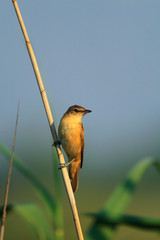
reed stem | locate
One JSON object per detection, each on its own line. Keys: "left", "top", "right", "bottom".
{"left": 12, "top": 1, "right": 84, "bottom": 239}
{"left": 0, "top": 102, "right": 20, "bottom": 240}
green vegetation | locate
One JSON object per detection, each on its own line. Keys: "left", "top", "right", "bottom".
{"left": 1, "top": 143, "right": 160, "bottom": 239}
{"left": 86, "top": 158, "right": 160, "bottom": 239}
{"left": 0, "top": 143, "right": 63, "bottom": 240}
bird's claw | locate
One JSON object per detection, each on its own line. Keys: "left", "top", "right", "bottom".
{"left": 58, "top": 158, "right": 75, "bottom": 170}
{"left": 52, "top": 140, "right": 61, "bottom": 147}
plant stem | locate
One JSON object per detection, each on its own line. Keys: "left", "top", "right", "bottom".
{"left": 12, "top": 1, "right": 84, "bottom": 239}
{"left": 0, "top": 102, "right": 20, "bottom": 240}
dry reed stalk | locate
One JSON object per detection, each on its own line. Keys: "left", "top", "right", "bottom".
{"left": 0, "top": 102, "right": 20, "bottom": 240}
{"left": 11, "top": 1, "right": 84, "bottom": 239}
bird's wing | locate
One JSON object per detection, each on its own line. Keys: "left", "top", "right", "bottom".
{"left": 80, "top": 123, "right": 85, "bottom": 168}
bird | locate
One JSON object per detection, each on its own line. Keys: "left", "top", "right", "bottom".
{"left": 58, "top": 105, "right": 91, "bottom": 192}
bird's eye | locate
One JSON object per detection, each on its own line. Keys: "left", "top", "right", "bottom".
{"left": 74, "top": 109, "right": 78, "bottom": 112}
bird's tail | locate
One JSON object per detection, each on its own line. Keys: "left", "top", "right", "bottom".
{"left": 69, "top": 161, "right": 80, "bottom": 193}
{"left": 71, "top": 167, "right": 80, "bottom": 192}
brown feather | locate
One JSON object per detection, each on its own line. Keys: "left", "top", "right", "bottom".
{"left": 80, "top": 123, "right": 84, "bottom": 168}
{"left": 71, "top": 166, "right": 80, "bottom": 192}
{"left": 69, "top": 156, "right": 81, "bottom": 192}
{"left": 58, "top": 105, "right": 91, "bottom": 192}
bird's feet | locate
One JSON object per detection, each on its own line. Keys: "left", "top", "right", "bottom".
{"left": 52, "top": 140, "right": 61, "bottom": 147}
{"left": 58, "top": 158, "right": 75, "bottom": 170}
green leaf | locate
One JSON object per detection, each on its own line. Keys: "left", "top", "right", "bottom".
{"left": 103, "top": 158, "right": 160, "bottom": 217}
{"left": 1, "top": 203, "right": 54, "bottom": 240}
{"left": 0, "top": 143, "right": 57, "bottom": 225}
{"left": 87, "top": 157, "right": 160, "bottom": 240}
{"left": 87, "top": 213, "right": 160, "bottom": 231}
{"left": 121, "top": 214, "right": 160, "bottom": 231}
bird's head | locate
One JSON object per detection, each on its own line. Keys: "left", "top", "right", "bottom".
{"left": 65, "top": 105, "right": 91, "bottom": 120}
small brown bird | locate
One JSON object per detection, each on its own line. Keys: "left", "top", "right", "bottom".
{"left": 58, "top": 105, "right": 91, "bottom": 192}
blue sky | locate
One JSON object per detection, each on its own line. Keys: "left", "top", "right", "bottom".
{"left": 1, "top": 1, "right": 160, "bottom": 177}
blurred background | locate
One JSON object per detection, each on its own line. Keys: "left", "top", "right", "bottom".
{"left": 0, "top": 0, "right": 160, "bottom": 239}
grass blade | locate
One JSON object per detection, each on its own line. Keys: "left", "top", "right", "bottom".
{"left": 103, "top": 158, "right": 159, "bottom": 216}
{"left": 0, "top": 143, "right": 57, "bottom": 225}
{"left": 121, "top": 215, "right": 160, "bottom": 231}
{"left": 0, "top": 203, "right": 54, "bottom": 240}
{"left": 88, "top": 213, "right": 160, "bottom": 231}
{"left": 87, "top": 157, "right": 160, "bottom": 239}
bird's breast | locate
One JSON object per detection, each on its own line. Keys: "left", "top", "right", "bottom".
{"left": 58, "top": 117, "right": 83, "bottom": 159}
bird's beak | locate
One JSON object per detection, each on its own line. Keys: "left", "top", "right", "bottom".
{"left": 85, "top": 109, "right": 92, "bottom": 114}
